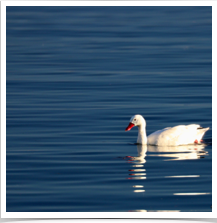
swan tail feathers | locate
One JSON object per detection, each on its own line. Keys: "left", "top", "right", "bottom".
{"left": 195, "top": 127, "right": 209, "bottom": 143}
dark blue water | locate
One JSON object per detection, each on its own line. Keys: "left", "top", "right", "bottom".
{"left": 6, "top": 6, "right": 212, "bottom": 212}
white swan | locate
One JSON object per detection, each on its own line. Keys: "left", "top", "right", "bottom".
{"left": 125, "top": 114, "right": 209, "bottom": 146}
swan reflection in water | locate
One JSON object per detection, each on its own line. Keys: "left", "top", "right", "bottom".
{"left": 126, "top": 143, "right": 210, "bottom": 212}
{"left": 128, "top": 143, "right": 208, "bottom": 163}
{"left": 127, "top": 144, "right": 208, "bottom": 181}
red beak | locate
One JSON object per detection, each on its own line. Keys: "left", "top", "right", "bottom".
{"left": 125, "top": 122, "right": 135, "bottom": 131}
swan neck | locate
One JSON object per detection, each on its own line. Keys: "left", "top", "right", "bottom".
{"left": 137, "top": 125, "right": 147, "bottom": 144}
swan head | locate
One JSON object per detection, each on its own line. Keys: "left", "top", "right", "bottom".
{"left": 125, "top": 114, "right": 146, "bottom": 131}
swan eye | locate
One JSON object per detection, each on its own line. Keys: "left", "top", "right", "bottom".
{"left": 134, "top": 119, "right": 136, "bottom": 121}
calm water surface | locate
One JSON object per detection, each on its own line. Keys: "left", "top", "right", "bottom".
{"left": 6, "top": 6, "right": 212, "bottom": 212}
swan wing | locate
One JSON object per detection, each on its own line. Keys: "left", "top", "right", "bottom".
{"left": 147, "top": 124, "right": 208, "bottom": 146}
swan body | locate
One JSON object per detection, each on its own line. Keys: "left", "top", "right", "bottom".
{"left": 125, "top": 114, "right": 209, "bottom": 146}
